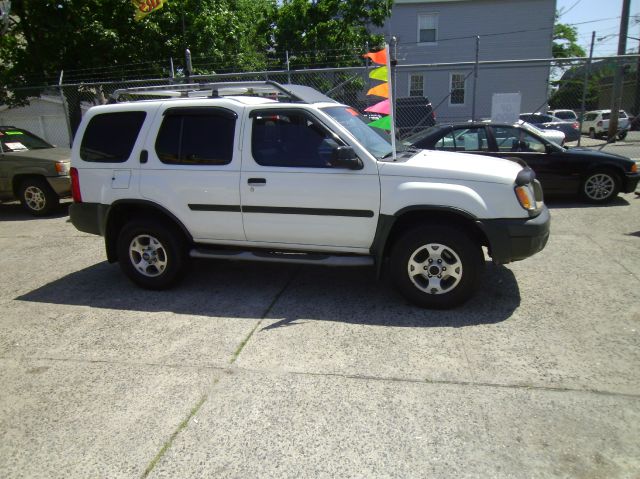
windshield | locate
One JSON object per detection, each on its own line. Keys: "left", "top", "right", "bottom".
{"left": 519, "top": 122, "right": 565, "bottom": 150}
{"left": 320, "top": 106, "right": 394, "bottom": 159}
{"left": 0, "top": 128, "right": 53, "bottom": 152}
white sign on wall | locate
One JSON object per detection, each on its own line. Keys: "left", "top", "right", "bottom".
{"left": 491, "top": 93, "right": 522, "bottom": 124}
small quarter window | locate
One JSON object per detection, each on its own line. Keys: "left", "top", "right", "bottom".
{"left": 80, "top": 111, "right": 146, "bottom": 162}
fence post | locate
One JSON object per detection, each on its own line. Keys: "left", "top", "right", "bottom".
{"left": 578, "top": 32, "right": 596, "bottom": 147}
{"left": 286, "top": 50, "right": 291, "bottom": 84}
{"left": 471, "top": 35, "right": 480, "bottom": 122}
{"left": 58, "top": 70, "right": 73, "bottom": 148}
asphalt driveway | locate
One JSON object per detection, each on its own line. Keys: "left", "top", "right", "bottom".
{"left": 0, "top": 194, "right": 639, "bottom": 478}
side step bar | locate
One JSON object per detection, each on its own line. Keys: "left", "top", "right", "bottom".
{"left": 190, "top": 248, "right": 374, "bottom": 267}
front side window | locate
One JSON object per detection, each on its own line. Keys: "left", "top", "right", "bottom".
{"left": 418, "top": 13, "right": 438, "bottom": 43}
{"left": 450, "top": 73, "right": 466, "bottom": 105}
{"left": 409, "top": 74, "right": 424, "bottom": 97}
{"left": 251, "top": 110, "right": 337, "bottom": 168}
{"left": 322, "top": 106, "right": 393, "bottom": 159}
{"left": 155, "top": 109, "right": 235, "bottom": 165}
{"left": 493, "top": 126, "right": 546, "bottom": 153}
{"left": 81, "top": 111, "right": 146, "bottom": 162}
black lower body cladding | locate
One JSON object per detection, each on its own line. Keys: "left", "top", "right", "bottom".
{"left": 478, "top": 206, "right": 551, "bottom": 264}
{"left": 69, "top": 202, "right": 106, "bottom": 236}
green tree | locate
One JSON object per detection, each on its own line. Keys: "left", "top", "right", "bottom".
{"left": 1, "top": 0, "right": 275, "bottom": 89}
{"left": 553, "top": 20, "right": 586, "bottom": 58}
{"left": 273, "top": 0, "right": 391, "bottom": 68}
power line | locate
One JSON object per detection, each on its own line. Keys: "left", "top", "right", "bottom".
{"left": 558, "top": 0, "right": 583, "bottom": 18}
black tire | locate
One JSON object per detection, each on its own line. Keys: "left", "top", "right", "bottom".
{"left": 589, "top": 128, "right": 596, "bottom": 139}
{"left": 389, "top": 225, "right": 484, "bottom": 309}
{"left": 617, "top": 131, "right": 627, "bottom": 140}
{"left": 19, "top": 178, "right": 59, "bottom": 216}
{"left": 580, "top": 170, "right": 620, "bottom": 204}
{"left": 117, "top": 219, "right": 186, "bottom": 290}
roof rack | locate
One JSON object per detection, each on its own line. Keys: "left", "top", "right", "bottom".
{"left": 110, "top": 81, "right": 337, "bottom": 105}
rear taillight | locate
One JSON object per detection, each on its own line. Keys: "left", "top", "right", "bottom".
{"left": 572, "top": 122, "right": 579, "bottom": 130}
{"left": 70, "top": 167, "right": 82, "bottom": 203}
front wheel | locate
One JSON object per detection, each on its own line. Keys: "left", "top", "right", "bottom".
{"left": 117, "top": 220, "right": 186, "bottom": 289}
{"left": 389, "top": 225, "right": 484, "bottom": 309}
{"left": 580, "top": 170, "right": 620, "bottom": 203}
{"left": 19, "top": 178, "right": 59, "bottom": 216}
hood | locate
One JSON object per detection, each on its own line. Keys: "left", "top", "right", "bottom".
{"left": 564, "top": 147, "right": 635, "bottom": 164}
{"left": 2, "top": 147, "right": 71, "bottom": 162}
{"left": 379, "top": 149, "right": 522, "bottom": 185}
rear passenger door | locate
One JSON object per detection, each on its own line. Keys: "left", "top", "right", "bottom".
{"left": 140, "top": 106, "right": 245, "bottom": 242}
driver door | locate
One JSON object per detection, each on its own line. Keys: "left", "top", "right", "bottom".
{"left": 240, "top": 108, "right": 380, "bottom": 250}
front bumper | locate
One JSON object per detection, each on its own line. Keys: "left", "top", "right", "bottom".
{"left": 622, "top": 172, "right": 640, "bottom": 193}
{"left": 477, "top": 206, "right": 551, "bottom": 264}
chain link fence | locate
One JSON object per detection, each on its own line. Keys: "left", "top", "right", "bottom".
{"left": 2, "top": 55, "right": 639, "bottom": 160}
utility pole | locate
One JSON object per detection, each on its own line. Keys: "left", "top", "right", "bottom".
{"left": 608, "top": 0, "right": 631, "bottom": 142}
{"left": 578, "top": 31, "right": 596, "bottom": 147}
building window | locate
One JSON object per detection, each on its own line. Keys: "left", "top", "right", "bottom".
{"left": 450, "top": 73, "right": 466, "bottom": 105}
{"left": 409, "top": 74, "right": 424, "bottom": 97}
{"left": 418, "top": 13, "right": 438, "bottom": 43}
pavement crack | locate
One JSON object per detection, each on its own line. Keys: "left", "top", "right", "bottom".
{"left": 141, "top": 394, "right": 209, "bottom": 478}
{"left": 232, "top": 366, "right": 640, "bottom": 400}
{"left": 229, "top": 268, "right": 299, "bottom": 365}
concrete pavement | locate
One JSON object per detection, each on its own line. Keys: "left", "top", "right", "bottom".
{"left": 0, "top": 194, "right": 639, "bottom": 478}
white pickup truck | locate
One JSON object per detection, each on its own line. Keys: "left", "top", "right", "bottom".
{"left": 69, "top": 82, "right": 549, "bottom": 308}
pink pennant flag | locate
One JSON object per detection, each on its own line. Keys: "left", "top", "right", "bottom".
{"left": 365, "top": 99, "right": 390, "bottom": 115}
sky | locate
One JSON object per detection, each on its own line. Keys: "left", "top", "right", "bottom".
{"left": 556, "top": 0, "right": 640, "bottom": 57}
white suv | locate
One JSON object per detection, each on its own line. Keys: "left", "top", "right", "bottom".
{"left": 581, "top": 109, "right": 630, "bottom": 139}
{"left": 69, "top": 82, "right": 549, "bottom": 308}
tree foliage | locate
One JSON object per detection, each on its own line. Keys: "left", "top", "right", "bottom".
{"left": 0, "top": 0, "right": 392, "bottom": 92}
{"left": 553, "top": 19, "right": 586, "bottom": 59}
{"left": 273, "top": 0, "right": 388, "bottom": 68}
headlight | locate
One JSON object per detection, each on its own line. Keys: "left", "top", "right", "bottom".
{"left": 515, "top": 184, "right": 536, "bottom": 211}
{"left": 55, "top": 161, "right": 70, "bottom": 176}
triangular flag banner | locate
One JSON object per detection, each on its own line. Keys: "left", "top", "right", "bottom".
{"left": 368, "top": 115, "right": 392, "bottom": 131}
{"left": 365, "top": 99, "right": 391, "bottom": 115}
{"left": 367, "top": 82, "right": 389, "bottom": 98}
{"left": 369, "top": 66, "right": 388, "bottom": 81}
{"left": 363, "top": 49, "right": 387, "bottom": 65}
{"left": 133, "top": 0, "right": 167, "bottom": 21}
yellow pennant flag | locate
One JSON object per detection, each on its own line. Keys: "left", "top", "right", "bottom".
{"left": 133, "top": 0, "right": 167, "bottom": 21}
{"left": 367, "top": 82, "right": 389, "bottom": 98}
{"left": 369, "top": 66, "right": 388, "bottom": 81}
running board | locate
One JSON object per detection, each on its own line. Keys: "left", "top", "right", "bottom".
{"left": 190, "top": 248, "right": 374, "bottom": 267}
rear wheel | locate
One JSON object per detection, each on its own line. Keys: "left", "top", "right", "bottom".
{"left": 617, "top": 131, "right": 627, "bottom": 140}
{"left": 589, "top": 128, "right": 596, "bottom": 139}
{"left": 581, "top": 170, "right": 620, "bottom": 203}
{"left": 19, "top": 178, "right": 59, "bottom": 216}
{"left": 117, "top": 220, "right": 186, "bottom": 289}
{"left": 389, "top": 225, "right": 484, "bottom": 309}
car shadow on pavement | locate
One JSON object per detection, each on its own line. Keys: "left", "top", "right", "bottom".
{"left": 15, "top": 259, "right": 520, "bottom": 328}
{"left": 545, "top": 196, "right": 630, "bottom": 209}
{"left": 0, "top": 202, "right": 70, "bottom": 220}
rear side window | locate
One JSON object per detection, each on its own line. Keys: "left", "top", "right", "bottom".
{"left": 80, "top": 111, "right": 146, "bottom": 162}
{"left": 155, "top": 109, "right": 236, "bottom": 165}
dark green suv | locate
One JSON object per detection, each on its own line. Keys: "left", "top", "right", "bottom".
{"left": 0, "top": 126, "right": 71, "bottom": 216}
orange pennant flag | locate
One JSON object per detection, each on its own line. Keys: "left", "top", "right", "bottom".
{"left": 367, "top": 82, "right": 389, "bottom": 98}
{"left": 363, "top": 49, "right": 387, "bottom": 65}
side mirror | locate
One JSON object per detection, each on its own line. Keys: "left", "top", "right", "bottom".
{"left": 545, "top": 143, "right": 554, "bottom": 154}
{"left": 330, "top": 146, "right": 363, "bottom": 170}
